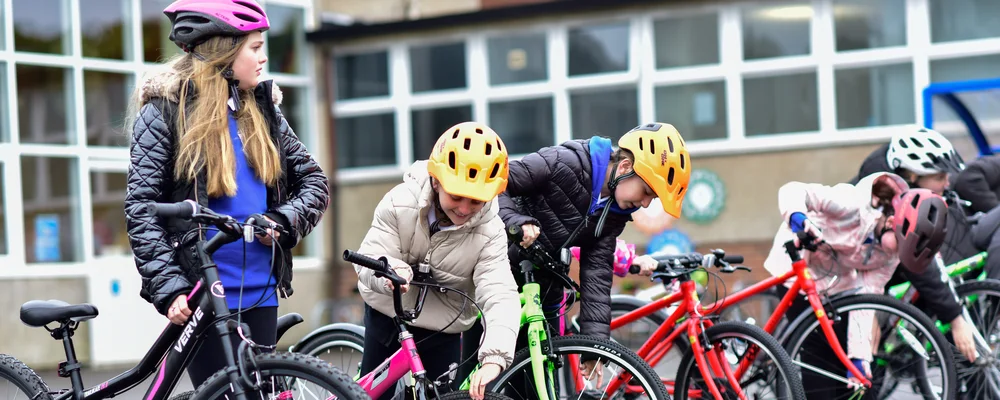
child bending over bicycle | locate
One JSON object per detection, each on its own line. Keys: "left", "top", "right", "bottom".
{"left": 764, "top": 172, "right": 949, "bottom": 397}
{"left": 850, "top": 126, "right": 979, "bottom": 362}
{"left": 353, "top": 122, "right": 521, "bottom": 400}
{"left": 496, "top": 122, "right": 690, "bottom": 377}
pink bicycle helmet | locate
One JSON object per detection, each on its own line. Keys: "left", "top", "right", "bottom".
{"left": 163, "top": 0, "right": 270, "bottom": 52}
{"left": 893, "top": 188, "right": 948, "bottom": 273}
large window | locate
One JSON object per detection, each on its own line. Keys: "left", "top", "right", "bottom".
{"left": 332, "top": 0, "right": 1000, "bottom": 180}
{"left": 0, "top": 0, "right": 319, "bottom": 269}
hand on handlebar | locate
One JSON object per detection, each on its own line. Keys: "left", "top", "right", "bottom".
{"left": 632, "top": 255, "right": 658, "bottom": 277}
{"left": 383, "top": 264, "right": 412, "bottom": 294}
{"left": 794, "top": 220, "right": 823, "bottom": 249}
{"left": 519, "top": 224, "right": 540, "bottom": 248}
{"left": 252, "top": 215, "right": 282, "bottom": 246}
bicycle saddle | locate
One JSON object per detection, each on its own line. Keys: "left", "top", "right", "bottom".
{"left": 20, "top": 300, "right": 99, "bottom": 327}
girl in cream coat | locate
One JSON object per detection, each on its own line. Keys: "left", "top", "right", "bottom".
{"left": 353, "top": 122, "right": 520, "bottom": 400}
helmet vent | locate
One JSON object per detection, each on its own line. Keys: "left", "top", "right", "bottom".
{"left": 468, "top": 168, "right": 478, "bottom": 179}
{"left": 667, "top": 167, "right": 675, "bottom": 186}
{"left": 910, "top": 138, "right": 924, "bottom": 148}
{"left": 495, "top": 138, "right": 503, "bottom": 152}
{"left": 448, "top": 151, "right": 456, "bottom": 169}
{"left": 485, "top": 143, "right": 492, "bottom": 155}
{"left": 677, "top": 186, "right": 685, "bottom": 197}
{"left": 475, "top": 128, "right": 483, "bottom": 134}
{"left": 680, "top": 153, "right": 685, "bottom": 169}
{"left": 926, "top": 204, "right": 938, "bottom": 221}
{"left": 910, "top": 193, "right": 920, "bottom": 208}
{"left": 233, "top": 12, "right": 257, "bottom": 23}
{"left": 649, "top": 139, "right": 656, "bottom": 155}
{"left": 234, "top": 0, "right": 265, "bottom": 14}
{"left": 667, "top": 137, "right": 674, "bottom": 153}
{"left": 463, "top": 138, "right": 472, "bottom": 150}
{"left": 638, "top": 137, "right": 644, "bottom": 151}
{"left": 489, "top": 163, "right": 500, "bottom": 179}
{"left": 928, "top": 138, "right": 941, "bottom": 148}
{"left": 901, "top": 219, "right": 911, "bottom": 234}
{"left": 897, "top": 138, "right": 908, "bottom": 149}
{"left": 908, "top": 153, "right": 921, "bottom": 160}
{"left": 452, "top": 129, "right": 461, "bottom": 139}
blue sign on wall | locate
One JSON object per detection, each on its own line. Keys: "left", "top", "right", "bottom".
{"left": 647, "top": 228, "right": 695, "bottom": 256}
{"left": 34, "top": 214, "right": 61, "bottom": 262}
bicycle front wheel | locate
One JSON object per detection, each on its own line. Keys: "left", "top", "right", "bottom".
{"left": 488, "top": 334, "right": 671, "bottom": 400}
{"left": 189, "top": 352, "right": 369, "bottom": 400}
{"left": 673, "top": 321, "right": 806, "bottom": 400}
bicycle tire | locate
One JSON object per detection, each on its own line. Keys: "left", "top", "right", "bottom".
{"left": 188, "top": 352, "right": 369, "bottom": 400}
{"left": 488, "top": 334, "right": 672, "bottom": 400}
{"left": 167, "top": 390, "right": 193, "bottom": 400}
{"left": 783, "top": 293, "right": 957, "bottom": 400}
{"left": 0, "top": 354, "right": 53, "bottom": 400}
{"left": 952, "top": 279, "right": 1000, "bottom": 400}
{"left": 673, "top": 321, "right": 806, "bottom": 400}
{"left": 293, "top": 329, "right": 366, "bottom": 375}
{"left": 436, "top": 390, "right": 516, "bottom": 400}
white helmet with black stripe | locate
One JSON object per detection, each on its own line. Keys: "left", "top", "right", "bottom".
{"left": 886, "top": 126, "right": 965, "bottom": 176}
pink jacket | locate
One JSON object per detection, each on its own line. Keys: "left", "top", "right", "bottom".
{"left": 764, "top": 172, "right": 903, "bottom": 362}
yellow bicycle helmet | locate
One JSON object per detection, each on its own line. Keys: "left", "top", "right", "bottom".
{"left": 617, "top": 122, "right": 691, "bottom": 218}
{"left": 427, "top": 122, "right": 510, "bottom": 202}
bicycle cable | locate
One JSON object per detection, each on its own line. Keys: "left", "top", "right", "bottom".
{"left": 407, "top": 281, "right": 488, "bottom": 385}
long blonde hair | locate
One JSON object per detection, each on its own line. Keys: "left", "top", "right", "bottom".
{"left": 126, "top": 35, "right": 282, "bottom": 198}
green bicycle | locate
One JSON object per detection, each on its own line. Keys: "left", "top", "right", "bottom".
{"left": 291, "top": 225, "right": 671, "bottom": 400}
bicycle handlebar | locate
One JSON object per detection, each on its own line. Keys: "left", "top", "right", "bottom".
{"left": 506, "top": 224, "right": 581, "bottom": 293}
{"left": 146, "top": 200, "right": 290, "bottom": 237}
{"left": 342, "top": 250, "right": 412, "bottom": 321}
{"left": 629, "top": 249, "right": 748, "bottom": 279}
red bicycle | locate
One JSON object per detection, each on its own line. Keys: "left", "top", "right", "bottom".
{"left": 608, "top": 233, "right": 957, "bottom": 399}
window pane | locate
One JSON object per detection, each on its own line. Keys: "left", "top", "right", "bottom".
{"left": 411, "top": 106, "right": 473, "bottom": 161}
{"left": 487, "top": 33, "right": 547, "bottom": 85}
{"left": 0, "top": 164, "right": 6, "bottom": 255}
{"left": 568, "top": 22, "right": 629, "bottom": 76}
{"left": 836, "top": 63, "right": 914, "bottom": 129}
{"left": 91, "top": 171, "right": 129, "bottom": 257}
{"left": 81, "top": 0, "right": 129, "bottom": 60}
{"left": 742, "top": 3, "right": 811, "bottom": 60}
{"left": 0, "top": 1, "right": 5, "bottom": 51}
{"left": 653, "top": 13, "right": 719, "bottom": 68}
{"left": 834, "top": 0, "right": 906, "bottom": 51}
{"left": 571, "top": 88, "right": 638, "bottom": 141}
{"left": 655, "top": 81, "right": 727, "bottom": 141}
{"left": 22, "top": 156, "right": 80, "bottom": 263}
{"left": 278, "top": 86, "right": 306, "bottom": 147}
{"left": 85, "top": 71, "right": 131, "bottom": 147}
{"left": 410, "top": 42, "right": 467, "bottom": 93}
{"left": 13, "top": 0, "right": 69, "bottom": 54}
{"left": 744, "top": 72, "right": 818, "bottom": 136}
{"left": 488, "top": 97, "right": 554, "bottom": 154}
{"left": 266, "top": 4, "right": 304, "bottom": 75}
{"left": 930, "top": 0, "right": 1000, "bottom": 43}
{"left": 930, "top": 55, "right": 1000, "bottom": 124}
{"left": 141, "top": 0, "right": 180, "bottom": 63}
{"left": 337, "top": 114, "right": 396, "bottom": 169}
{"left": 17, "top": 65, "right": 73, "bottom": 145}
{"left": 335, "top": 51, "right": 389, "bottom": 100}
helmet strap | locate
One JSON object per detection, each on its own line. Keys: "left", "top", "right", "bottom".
{"left": 594, "top": 160, "right": 636, "bottom": 238}
{"left": 222, "top": 67, "right": 241, "bottom": 113}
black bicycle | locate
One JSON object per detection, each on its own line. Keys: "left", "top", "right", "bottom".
{"left": 0, "top": 200, "right": 369, "bottom": 400}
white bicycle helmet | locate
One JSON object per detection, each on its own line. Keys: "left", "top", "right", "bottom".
{"left": 886, "top": 126, "right": 965, "bottom": 176}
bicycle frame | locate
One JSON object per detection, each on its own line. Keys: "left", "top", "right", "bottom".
{"left": 54, "top": 229, "right": 255, "bottom": 400}
{"left": 611, "top": 252, "right": 872, "bottom": 393}
{"left": 356, "top": 325, "right": 429, "bottom": 399}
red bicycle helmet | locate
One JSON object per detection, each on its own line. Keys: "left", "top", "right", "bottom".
{"left": 893, "top": 188, "right": 948, "bottom": 273}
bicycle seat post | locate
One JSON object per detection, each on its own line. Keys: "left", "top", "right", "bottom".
{"left": 53, "top": 321, "right": 85, "bottom": 400}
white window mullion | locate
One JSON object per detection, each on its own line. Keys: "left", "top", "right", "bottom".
{"left": 549, "top": 25, "right": 571, "bottom": 145}
{"left": 78, "top": 156, "right": 94, "bottom": 264}
{"left": 468, "top": 35, "right": 488, "bottom": 124}
{"left": 4, "top": 61, "right": 17, "bottom": 145}
{"left": 3, "top": 0, "right": 12, "bottom": 51}
{"left": 720, "top": 7, "right": 745, "bottom": 140}
{"left": 909, "top": 0, "right": 932, "bottom": 127}
{"left": 814, "top": 0, "right": 837, "bottom": 134}
{"left": 129, "top": 0, "right": 143, "bottom": 63}
{"left": 4, "top": 155, "right": 25, "bottom": 265}
{"left": 67, "top": 0, "right": 80, "bottom": 58}
{"left": 636, "top": 15, "right": 655, "bottom": 125}
{"left": 391, "top": 44, "right": 413, "bottom": 167}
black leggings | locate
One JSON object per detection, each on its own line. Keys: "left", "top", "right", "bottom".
{"left": 187, "top": 307, "right": 278, "bottom": 390}
{"left": 359, "top": 305, "right": 461, "bottom": 400}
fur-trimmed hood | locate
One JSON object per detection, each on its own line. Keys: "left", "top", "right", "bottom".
{"left": 138, "top": 65, "right": 283, "bottom": 106}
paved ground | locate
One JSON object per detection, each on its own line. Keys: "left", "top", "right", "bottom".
{"left": 35, "top": 367, "right": 194, "bottom": 400}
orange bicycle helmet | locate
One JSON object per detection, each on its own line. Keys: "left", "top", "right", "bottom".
{"left": 618, "top": 122, "right": 691, "bottom": 218}
{"left": 427, "top": 122, "right": 509, "bottom": 202}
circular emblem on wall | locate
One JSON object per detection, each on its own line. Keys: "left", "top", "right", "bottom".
{"left": 681, "top": 169, "right": 726, "bottom": 224}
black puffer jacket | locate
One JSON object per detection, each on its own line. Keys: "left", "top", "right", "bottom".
{"left": 847, "top": 144, "right": 963, "bottom": 323}
{"left": 954, "top": 154, "right": 1000, "bottom": 215}
{"left": 125, "top": 68, "right": 330, "bottom": 315}
{"left": 498, "top": 139, "right": 631, "bottom": 338}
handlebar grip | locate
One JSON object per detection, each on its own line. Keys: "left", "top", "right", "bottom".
{"left": 247, "top": 213, "right": 288, "bottom": 235}
{"left": 149, "top": 200, "right": 197, "bottom": 219}
{"left": 342, "top": 250, "right": 407, "bottom": 286}
{"left": 629, "top": 265, "right": 640, "bottom": 274}
{"left": 506, "top": 224, "right": 524, "bottom": 243}
{"left": 723, "top": 255, "right": 744, "bottom": 264}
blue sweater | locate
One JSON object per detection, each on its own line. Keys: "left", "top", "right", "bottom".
{"left": 207, "top": 112, "right": 278, "bottom": 310}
